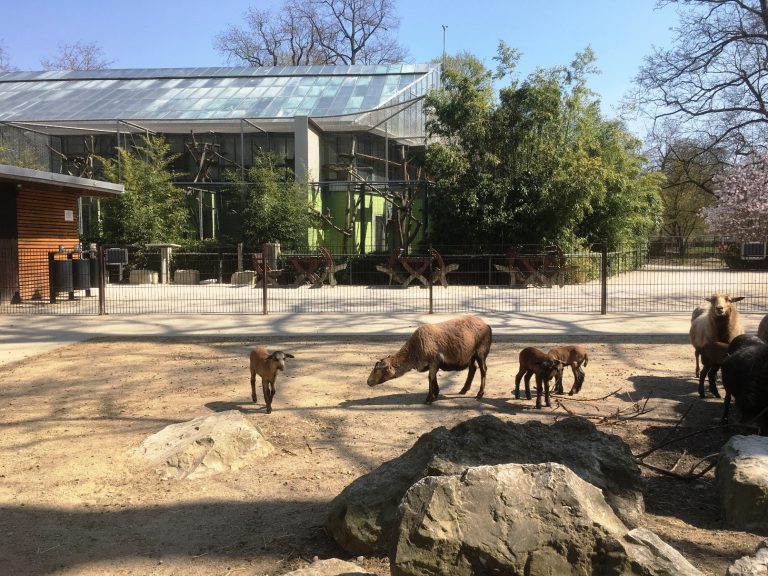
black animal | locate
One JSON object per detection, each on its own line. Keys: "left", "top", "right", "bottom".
{"left": 721, "top": 335, "right": 768, "bottom": 432}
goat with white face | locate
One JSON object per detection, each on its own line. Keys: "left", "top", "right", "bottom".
{"left": 689, "top": 292, "right": 744, "bottom": 395}
{"left": 249, "top": 347, "right": 294, "bottom": 414}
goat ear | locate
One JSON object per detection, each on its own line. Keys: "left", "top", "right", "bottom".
{"left": 705, "top": 296, "right": 715, "bottom": 304}
{"left": 284, "top": 353, "right": 295, "bottom": 359}
{"left": 730, "top": 296, "right": 745, "bottom": 303}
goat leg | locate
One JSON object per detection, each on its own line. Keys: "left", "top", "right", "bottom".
{"left": 708, "top": 369, "right": 721, "bottom": 398}
{"left": 458, "top": 359, "right": 477, "bottom": 394}
{"left": 262, "top": 378, "right": 272, "bottom": 414}
{"left": 722, "top": 391, "right": 732, "bottom": 424}
{"left": 250, "top": 372, "right": 258, "bottom": 403}
{"left": 513, "top": 371, "right": 524, "bottom": 399}
{"left": 475, "top": 359, "right": 487, "bottom": 400}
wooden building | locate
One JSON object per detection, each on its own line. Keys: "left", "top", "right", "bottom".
{"left": 0, "top": 164, "right": 123, "bottom": 303}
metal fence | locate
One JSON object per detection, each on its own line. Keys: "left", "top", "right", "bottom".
{"left": 2, "top": 240, "right": 767, "bottom": 315}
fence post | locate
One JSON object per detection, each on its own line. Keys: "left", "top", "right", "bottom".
{"left": 67, "top": 252, "right": 75, "bottom": 301}
{"left": 428, "top": 258, "right": 434, "bottom": 314}
{"left": 600, "top": 244, "right": 608, "bottom": 315}
{"left": 262, "top": 243, "right": 268, "bottom": 315}
{"left": 48, "top": 252, "right": 56, "bottom": 304}
{"left": 98, "top": 245, "right": 106, "bottom": 315}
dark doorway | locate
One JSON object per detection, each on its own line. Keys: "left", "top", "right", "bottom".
{"left": 0, "top": 184, "right": 19, "bottom": 304}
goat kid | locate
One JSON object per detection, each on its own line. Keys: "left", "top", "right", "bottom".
{"left": 547, "top": 345, "right": 589, "bottom": 395}
{"left": 249, "top": 347, "right": 295, "bottom": 414}
{"left": 514, "top": 347, "right": 564, "bottom": 409}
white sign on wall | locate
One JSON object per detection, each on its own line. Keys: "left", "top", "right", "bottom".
{"left": 64, "top": 210, "right": 74, "bottom": 222}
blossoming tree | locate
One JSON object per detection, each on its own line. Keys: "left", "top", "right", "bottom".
{"left": 703, "top": 153, "right": 768, "bottom": 241}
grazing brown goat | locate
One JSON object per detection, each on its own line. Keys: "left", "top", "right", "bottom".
{"left": 367, "top": 315, "right": 492, "bottom": 404}
{"left": 514, "top": 347, "right": 563, "bottom": 409}
{"left": 249, "top": 347, "right": 294, "bottom": 414}
{"left": 547, "top": 345, "right": 589, "bottom": 395}
{"left": 689, "top": 293, "right": 744, "bottom": 390}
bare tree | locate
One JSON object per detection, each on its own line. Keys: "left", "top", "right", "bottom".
{"left": 308, "top": 0, "right": 406, "bottom": 64}
{"left": 0, "top": 43, "right": 14, "bottom": 72}
{"left": 215, "top": 0, "right": 406, "bottom": 66}
{"left": 215, "top": 1, "right": 325, "bottom": 66}
{"left": 41, "top": 41, "right": 114, "bottom": 71}
{"left": 633, "top": 1, "right": 768, "bottom": 159}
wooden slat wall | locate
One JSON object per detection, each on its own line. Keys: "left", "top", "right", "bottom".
{"left": 16, "top": 186, "right": 80, "bottom": 300}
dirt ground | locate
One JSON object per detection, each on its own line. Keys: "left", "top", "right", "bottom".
{"left": 0, "top": 336, "right": 763, "bottom": 576}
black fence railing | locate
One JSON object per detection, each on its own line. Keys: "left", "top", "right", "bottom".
{"left": 1, "top": 240, "right": 767, "bottom": 315}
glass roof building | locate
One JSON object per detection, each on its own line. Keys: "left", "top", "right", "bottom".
{"left": 0, "top": 64, "right": 440, "bottom": 250}
{"left": 0, "top": 64, "right": 439, "bottom": 182}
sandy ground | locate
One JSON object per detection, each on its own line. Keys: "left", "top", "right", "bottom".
{"left": 0, "top": 336, "right": 763, "bottom": 576}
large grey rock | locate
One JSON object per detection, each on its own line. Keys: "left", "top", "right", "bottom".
{"left": 280, "top": 558, "right": 375, "bottom": 575}
{"left": 130, "top": 410, "right": 273, "bottom": 480}
{"left": 327, "top": 415, "right": 643, "bottom": 556}
{"left": 392, "top": 463, "right": 701, "bottom": 576}
{"left": 717, "top": 435, "right": 768, "bottom": 531}
{"left": 727, "top": 539, "right": 768, "bottom": 576}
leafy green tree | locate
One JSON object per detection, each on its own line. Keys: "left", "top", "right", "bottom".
{"left": 98, "top": 135, "right": 193, "bottom": 245}
{"left": 425, "top": 47, "right": 662, "bottom": 249}
{"left": 239, "top": 151, "right": 315, "bottom": 250}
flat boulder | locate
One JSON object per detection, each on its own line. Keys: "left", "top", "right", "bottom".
{"left": 280, "top": 558, "right": 376, "bottom": 575}
{"left": 327, "top": 415, "right": 643, "bottom": 556}
{"left": 727, "top": 539, "right": 768, "bottom": 576}
{"left": 393, "top": 463, "right": 700, "bottom": 576}
{"left": 717, "top": 435, "right": 768, "bottom": 532}
{"left": 130, "top": 410, "right": 273, "bottom": 480}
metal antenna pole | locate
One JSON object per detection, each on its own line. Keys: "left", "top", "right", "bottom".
{"left": 442, "top": 25, "right": 448, "bottom": 70}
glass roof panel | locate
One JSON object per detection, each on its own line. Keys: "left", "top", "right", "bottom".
{"left": 0, "top": 64, "right": 437, "bottom": 128}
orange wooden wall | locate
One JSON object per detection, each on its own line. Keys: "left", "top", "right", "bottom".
{"left": 16, "top": 185, "right": 80, "bottom": 300}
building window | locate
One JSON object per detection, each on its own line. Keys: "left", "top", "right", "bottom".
{"left": 741, "top": 242, "right": 767, "bottom": 260}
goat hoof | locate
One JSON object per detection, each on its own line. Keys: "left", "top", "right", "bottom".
{"left": 458, "top": 386, "right": 470, "bottom": 395}
{"left": 526, "top": 394, "right": 532, "bottom": 400}
{"left": 475, "top": 392, "right": 484, "bottom": 400}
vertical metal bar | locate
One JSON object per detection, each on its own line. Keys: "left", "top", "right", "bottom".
{"left": 262, "top": 243, "right": 268, "bottom": 315}
{"left": 198, "top": 189, "right": 204, "bottom": 240}
{"left": 237, "top": 242, "right": 243, "bottom": 272}
{"left": 48, "top": 252, "right": 55, "bottom": 304}
{"left": 240, "top": 119, "right": 245, "bottom": 181}
{"left": 428, "top": 257, "right": 434, "bottom": 314}
{"left": 98, "top": 245, "right": 106, "bottom": 315}
{"left": 601, "top": 244, "right": 608, "bottom": 315}
{"left": 67, "top": 252, "right": 75, "bottom": 301}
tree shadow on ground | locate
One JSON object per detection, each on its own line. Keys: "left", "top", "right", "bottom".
{"left": 0, "top": 500, "right": 343, "bottom": 576}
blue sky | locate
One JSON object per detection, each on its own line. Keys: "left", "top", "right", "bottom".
{"left": 1, "top": 0, "right": 676, "bottom": 121}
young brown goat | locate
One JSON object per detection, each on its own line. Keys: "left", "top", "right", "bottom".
{"left": 249, "top": 347, "right": 294, "bottom": 414}
{"left": 547, "top": 345, "right": 589, "bottom": 395}
{"left": 514, "top": 347, "right": 563, "bottom": 409}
